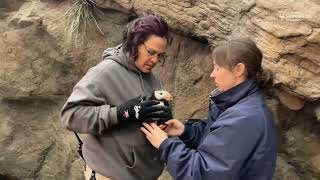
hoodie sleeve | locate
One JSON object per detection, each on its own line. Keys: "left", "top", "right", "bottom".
{"left": 60, "top": 70, "right": 118, "bottom": 135}
{"left": 159, "top": 110, "right": 263, "bottom": 180}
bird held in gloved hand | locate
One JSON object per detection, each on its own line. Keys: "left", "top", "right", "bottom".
{"left": 149, "top": 90, "right": 173, "bottom": 106}
{"left": 148, "top": 90, "right": 173, "bottom": 129}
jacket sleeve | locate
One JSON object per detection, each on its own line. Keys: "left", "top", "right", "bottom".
{"left": 60, "top": 77, "right": 118, "bottom": 135}
{"left": 159, "top": 110, "right": 263, "bottom": 180}
{"left": 179, "top": 119, "right": 207, "bottom": 148}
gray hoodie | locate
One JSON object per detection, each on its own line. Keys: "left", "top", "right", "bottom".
{"left": 60, "top": 44, "right": 163, "bottom": 179}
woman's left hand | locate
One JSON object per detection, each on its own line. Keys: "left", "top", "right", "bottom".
{"left": 141, "top": 122, "right": 168, "bottom": 149}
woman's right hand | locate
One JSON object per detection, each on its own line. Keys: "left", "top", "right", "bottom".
{"left": 164, "top": 119, "right": 185, "bottom": 137}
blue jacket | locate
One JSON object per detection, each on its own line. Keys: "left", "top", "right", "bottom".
{"left": 159, "top": 79, "right": 278, "bottom": 180}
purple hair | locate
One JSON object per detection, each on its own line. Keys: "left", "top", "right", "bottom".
{"left": 122, "top": 13, "right": 169, "bottom": 59}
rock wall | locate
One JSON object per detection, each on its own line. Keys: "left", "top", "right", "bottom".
{"left": 0, "top": 96, "right": 84, "bottom": 180}
{"left": 0, "top": 1, "right": 127, "bottom": 179}
{"left": 93, "top": 0, "right": 320, "bottom": 109}
{"left": 0, "top": 0, "right": 127, "bottom": 98}
{"left": 0, "top": 0, "right": 319, "bottom": 180}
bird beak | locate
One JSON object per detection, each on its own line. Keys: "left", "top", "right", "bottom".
{"left": 164, "top": 93, "right": 173, "bottom": 101}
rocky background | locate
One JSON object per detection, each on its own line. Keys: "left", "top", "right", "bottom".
{"left": 0, "top": 0, "right": 319, "bottom": 179}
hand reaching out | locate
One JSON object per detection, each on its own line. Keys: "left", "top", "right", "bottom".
{"left": 140, "top": 120, "right": 185, "bottom": 149}
{"left": 140, "top": 122, "right": 168, "bottom": 149}
{"left": 163, "top": 119, "right": 185, "bottom": 137}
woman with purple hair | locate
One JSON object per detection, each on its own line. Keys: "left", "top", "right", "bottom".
{"left": 61, "top": 14, "right": 172, "bottom": 180}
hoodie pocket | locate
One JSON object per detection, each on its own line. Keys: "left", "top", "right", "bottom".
{"left": 126, "top": 147, "right": 137, "bottom": 169}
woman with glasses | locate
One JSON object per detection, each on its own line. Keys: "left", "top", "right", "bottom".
{"left": 61, "top": 14, "right": 172, "bottom": 180}
{"left": 141, "top": 38, "right": 278, "bottom": 180}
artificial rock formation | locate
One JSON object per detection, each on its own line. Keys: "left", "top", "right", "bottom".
{"left": 0, "top": 0, "right": 127, "bottom": 98}
{"left": 0, "top": 0, "right": 320, "bottom": 180}
{"left": 93, "top": 0, "right": 320, "bottom": 107}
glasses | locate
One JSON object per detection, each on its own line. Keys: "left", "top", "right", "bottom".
{"left": 143, "top": 43, "right": 167, "bottom": 63}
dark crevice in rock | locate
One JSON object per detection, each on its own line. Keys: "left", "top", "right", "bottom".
{"left": 33, "top": 142, "right": 56, "bottom": 179}
{"left": 193, "top": 74, "right": 204, "bottom": 85}
{"left": 0, "top": 174, "right": 20, "bottom": 180}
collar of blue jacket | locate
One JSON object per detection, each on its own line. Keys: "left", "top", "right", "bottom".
{"left": 211, "top": 79, "right": 260, "bottom": 111}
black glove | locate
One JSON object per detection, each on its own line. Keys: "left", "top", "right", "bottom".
{"left": 151, "top": 101, "right": 173, "bottom": 125}
{"left": 116, "top": 96, "right": 171, "bottom": 122}
{"left": 147, "top": 92, "right": 173, "bottom": 124}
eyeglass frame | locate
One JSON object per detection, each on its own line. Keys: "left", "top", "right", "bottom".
{"left": 142, "top": 43, "right": 167, "bottom": 64}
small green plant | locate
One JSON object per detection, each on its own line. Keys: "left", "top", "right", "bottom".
{"left": 65, "top": 0, "right": 104, "bottom": 44}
